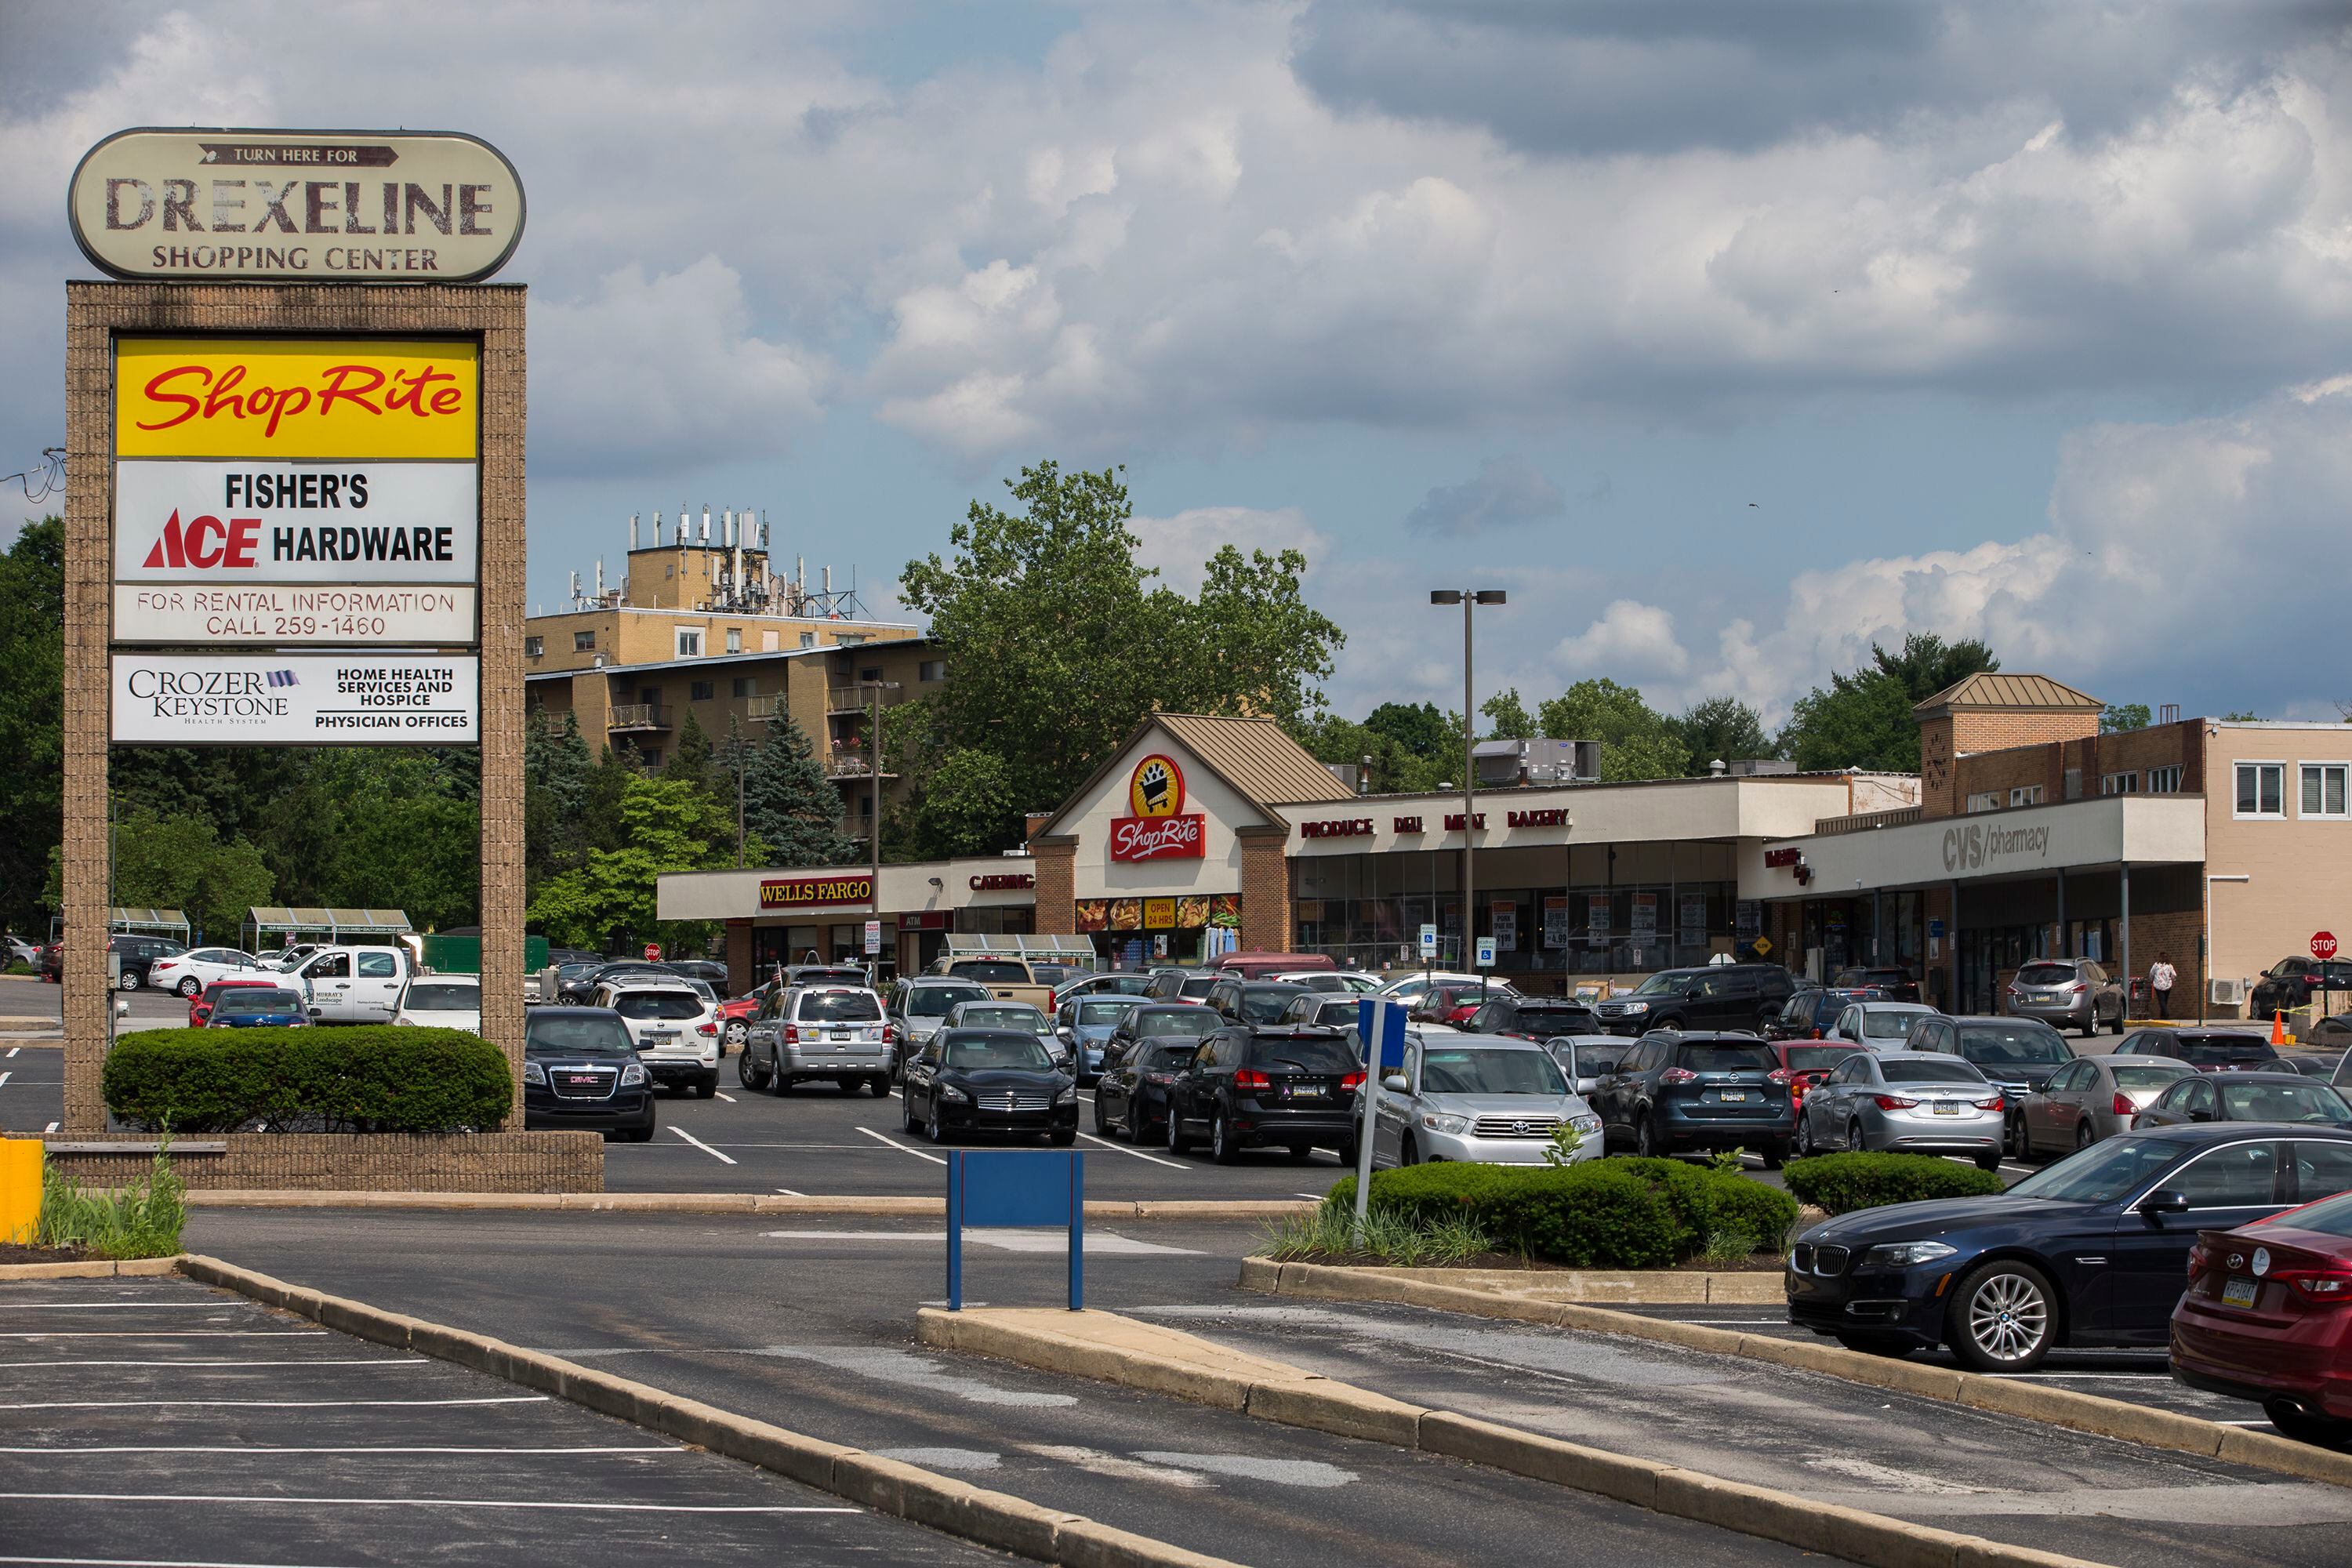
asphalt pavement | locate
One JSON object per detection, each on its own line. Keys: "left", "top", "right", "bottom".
{"left": 175, "top": 1207, "right": 1828, "bottom": 1568}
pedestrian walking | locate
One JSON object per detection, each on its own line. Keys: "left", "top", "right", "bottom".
{"left": 2150, "top": 952, "right": 2177, "bottom": 1019}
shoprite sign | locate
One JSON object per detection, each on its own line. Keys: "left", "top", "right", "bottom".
{"left": 760, "top": 874, "right": 877, "bottom": 910}
{"left": 1110, "top": 752, "right": 1205, "bottom": 862}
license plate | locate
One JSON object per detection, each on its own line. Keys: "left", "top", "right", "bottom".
{"left": 1283, "top": 1083, "right": 1324, "bottom": 1102}
{"left": 1933, "top": 1101, "right": 1960, "bottom": 1116}
{"left": 647, "top": 1030, "right": 677, "bottom": 1041}
{"left": 1719, "top": 1090, "right": 1749, "bottom": 1102}
{"left": 2222, "top": 1276, "right": 2259, "bottom": 1308}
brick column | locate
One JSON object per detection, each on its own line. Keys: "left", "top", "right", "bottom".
{"left": 725, "top": 920, "right": 753, "bottom": 996}
{"left": 60, "top": 288, "right": 112, "bottom": 1132}
{"left": 1237, "top": 826, "right": 1292, "bottom": 953}
{"left": 1030, "top": 836, "right": 1077, "bottom": 934}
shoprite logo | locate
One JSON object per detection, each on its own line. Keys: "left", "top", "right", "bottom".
{"left": 1129, "top": 753, "right": 1185, "bottom": 817}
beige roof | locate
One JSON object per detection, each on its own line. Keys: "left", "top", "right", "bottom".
{"left": 1912, "top": 672, "right": 2102, "bottom": 718}
{"left": 1154, "top": 713, "right": 1353, "bottom": 808}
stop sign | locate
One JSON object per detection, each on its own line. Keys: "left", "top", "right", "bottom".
{"left": 2315, "top": 932, "right": 2339, "bottom": 960}
{"left": 643, "top": 942, "right": 661, "bottom": 962}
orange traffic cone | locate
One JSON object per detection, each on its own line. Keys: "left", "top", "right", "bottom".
{"left": 2272, "top": 1010, "right": 2289, "bottom": 1047}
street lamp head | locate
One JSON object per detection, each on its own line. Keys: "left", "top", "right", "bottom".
{"left": 1473, "top": 590, "right": 1507, "bottom": 605}
{"left": 1429, "top": 590, "right": 1464, "bottom": 605}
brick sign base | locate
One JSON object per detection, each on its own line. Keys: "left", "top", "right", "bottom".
{"left": 44, "top": 1131, "right": 603, "bottom": 1194}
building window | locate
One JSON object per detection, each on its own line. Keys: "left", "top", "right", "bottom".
{"left": 1965, "top": 792, "right": 2000, "bottom": 814}
{"left": 2100, "top": 771, "right": 2140, "bottom": 795}
{"left": 837, "top": 634, "right": 866, "bottom": 648}
{"left": 2009, "top": 785, "right": 2045, "bottom": 808}
{"left": 725, "top": 628, "right": 742, "bottom": 654}
{"left": 2303, "top": 762, "right": 2350, "bottom": 818}
{"left": 799, "top": 632, "right": 817, "bottom": 649}
{"left": 2147, "top": 764, "right": 2183, "bottom": 793}
{"left": 689, "top": 680, "right": 714, "bottom": 702}
{"left": 573, "top": 630, "right": 596, "bottom": 652}
{"left": 675, "top": 628, "right": 702, "bottom": 658}
{"left": 524, "top": 636, "right": 543, "bottom": 658}
{"left": 919, "top": 659, "right": 946, "bottom": 683}
{"left": 640, "top": 748, "right": 662, "bottom": 770}
{"left": 731, "top": 677, "right": 753, "bottom": 699}
{"left": 2063, "top": 767, "right": 2082, "bottom": 800}
{"left": 859, "top": 666, "right": 883, "bottom": 683}
{"left": 2236, "top": 761, "right": 2286, "bottom": 818}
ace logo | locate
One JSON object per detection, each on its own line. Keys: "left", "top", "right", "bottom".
{"left": 140, "top": 509, "right": 259, "bottom": 569}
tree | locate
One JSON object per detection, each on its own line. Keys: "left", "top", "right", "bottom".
{"left": 527, "top": 775, "right": 739, "bottom": 954}
{"left": 665, "top": 709, "right": 714, "bottom": 791}
{"left": 1673, "top": 696, "right": 1771, "bottom": 774}
{"left": 1363, "top": 701, "right": 1454, "bottom": 762}
{"left": 2101, "top": 703, "right": 2152, "bottom": 735}
{"left": 742, "top": 713, "right": 859, "bottom": 867}
{"left": 1480, "top": 688, "right": 1537, "bottom": 739}
{"left": 525, "top": 707, "right": 593, "bottom": 892}
{"left": 1780, "top": 633, "right": 1999, "bottom": 772}
{"left": 0, "top": 517, "right": 64, "bottom": 938}
{"left": 910, "top": 749, "right": 1024, "bottom": 858}
{"left": 45, "top": 809, "right": 274, "bottom": 946}
{"left": 1536, "top": 679, "right": 1689, "bottom": 782}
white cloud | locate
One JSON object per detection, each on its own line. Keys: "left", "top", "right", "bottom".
{"left": 1555, "top": 600, "right": 1690, "bottom": 680}
{"left": 1130, "top": 504, "right": 1330, "bottom": 594}
{"left": 1404, "top": 456, "right": 1566, "bottom": 536}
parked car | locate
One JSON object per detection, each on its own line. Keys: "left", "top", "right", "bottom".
{"left": 939, "top": 1000, "right": 1059, "bottom": 1064}
{"left": 189, "top": 976, "right": 277, "bottom": 1028}
{"left": 1829, "top": 1000, "right": 1940, "bottom": 1048}
{"left": 2283, "top": 1053, "right": 2346, "bottom": 1080}
{"left": 713, "top": 982, "right": 778, "bottom": 1053}
{"left": 1214, "top": 949, "right": 1335, "bottom": 980}
{"left": 2249, "top": 958, "right": 2352, "bottom": 1022}
{"left": 1766, "top": 1040, "right": 1869, "bottom": 1123}
{"left": 1831, "top": 965, "right": 1921, "bottom": 1004}
{"left": 521, "top": 1007, "right": 655, "bottom": 1142}
{"left": 1142, "top": 968, "right": 1220, "bottom": 1003}
{"left": 545, "top": 947, "right": 603, "bottom": 969}
{"left": 38, "top": 938, "right": 64, "bottom": 982}
{"left": 394, "top": 975, "right": 483, "bottom": 1033}
{"left": 1100, "top": 1002, "right": 1221, "bottom": 1082}
{"left": 1163, "top": 1023, "right": 1363, "bottom": 1163}
{"left": 2172, "top": 1182, "right": 2352, "bottom": 1445}
{"left": 558, "top": 960, "right": 671, "bottom": 1006}
{"left": 204, "top": 985, "right": 310, "bottom": 1029}
{"left": 887, "top": 977, "right": 994, "bottom": 1070}
{"left": 1055, "top": 971, "right": 1156, "bottom": 1005}
{"left": 901, "top": 1027, "right": 1078, "bottom": 1145}
{"left": 2016, "top": 1054, "right": 2196, "bottom": 1158}
{"left": 1408, "top": 984, "right": 1492, "bottom": 1027}
{"left": 2134, "top": 1072, "right": 2352, "bottom": 1131}
{"left": 2307, "top": 1016, "right": 2352, "bottom": 1054}
{"left": 1368, "top": 1036, "right": 1599, "bottom": 1169}
{"left": 1589, "top": 964, "right": 1798, "bottom": 1036}
{"left": 1056, "top": 996, "right": 1139, "bottom": 1084}
{"left": 1593, "top": 1031, "right": 1795, "bottom": 1164}
{"left": 3, "top": 934, "right": 38, "bottom": 967}
{"left": 1377, "top": 970, "right": 1516, "bottom": 1007}
{"left": 1094, "top": 1038, "right": 1200, "bottom": 1144}
{"left": 256, "top": 942, "right": 328, "bottom": 972}
{"left": 1461, "top": 994, "right": 1601, "bottom": 1040}
{"left": 2113, "top": 1028, "right": 2282, "bottom": 1073}
{"left": 1543, "top": 1034, "right": 1635, "bottom": 1098}
{"left": 2004, "top": 958, "right": 2127, "bottom": 1036}
{"left": 1269, "top": 970, "right": 1383, "bottom": 993}
{"left": 290, "top": 946, "right": 412, "bottom": 1024}
{"left": 742, "top": 983, "right": 891, "bottom": 1096}
{"left": 1792, "top": 1050, "right": 2005, "bottom": 1169}
{"left": 595, "top": 977, "right": 720, "bottom": 1098}
{"left": 104, "top": 933, "right": 188, "bottom": 992}
{"left": 1786, "top": 1123, "right": 2352, "bottom": 1369}
{"left": 1203, "top": 977, "right": 1312, "bottom": 1025}
{"left": 1904, "top": 1014, "right": 2076, "bottom": 1155}
{"left": 1280, "top": 993, "right": 1370, "bottom": 1032}
{"left": 666, "top": 959, "right": 729, "bottom": 989}
{"left": 931, "top": 956, "right": 1058, "bottom": 1012}
{"left": 1765, "top": 987, "right": 1888, "bottom": 1040}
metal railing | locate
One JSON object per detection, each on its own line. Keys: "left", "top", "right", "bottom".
{"left": 606, "top": 703, "right": 670, "bottom": 731}
{"left": 1813, "top": 806, "right": 1922, "bottom": 836}
{"left": 826, "top": 753, "right": 896, "bottom": 779}
{"left": 746, "top": 695, "right": 788, "bottom": 723}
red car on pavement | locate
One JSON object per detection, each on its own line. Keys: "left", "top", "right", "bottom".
{"left": 2172, "top": 1185, "right": 2352, "bottom": 1446}
{"left": 191, "top": 977, "right": 278, "bottom": 1029}
{"left": 1409, "top": 984, "right": 1490, "bottom": 1027}
{"left": 1766, "top": 1039, "right": 1868, "bottom": 1120}
{"left": 715, "top": 982, "right": 775, "bottom": 1053}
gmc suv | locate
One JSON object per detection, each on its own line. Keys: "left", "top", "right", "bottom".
{"left": 1591, "top": 964, "right": 1796, "bottom": 1036}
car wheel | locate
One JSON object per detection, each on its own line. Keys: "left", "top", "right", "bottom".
{"left": 2110, "top": 1008, "right": 2126, "bottom": 1036}
{"left": 1947, "top": 1260, "right": 2058, "bottom": 1373}
{"left": 927, "top": 1108, "right": 950, "bottom": 1145}
{"left": 1050, "top": 1128, "right": 1077, "bottom": 1148}
{"left": 1974, "top": 1151, "right": 2002, "bottom": 1172}
{"left": 836, "top": 1076, "right": 859, "bottom": 1094}
{"left": 1794, "top": 1114, "right": 1817, "bottom": 1158}
{"left": 1166, "top": 1107, "right": 1192, "bottom": 1156}
{"left": 903, "top": 1095, "right": 920, "bottom": 1134}
{"left": 1834, "top": 1334, "right": 1915, "bottom": 1359}
{"left": 1400, "top": 1133, "right": 1421, "bottom": 1167}
{"left": 725, "top": 1022, "right": 746, "bottom": 1051}
{"left": 1759, "top": 1140, "right": 1788, "bottom": 1171}
{"left": 1338, "top": 1138, "right": 1360, "bottom": 1167}
{"left": 1634, "top": 1113, "right": 1660, "bottom": 1160}
{"left": 2004, "top": 1115, "right": 2027, "bottom": 1160}
{"left": 2080, "top": 1013, "right": 2100, "bottom": 1040}
{"left": 2262, "top": 1398, "right": 2352, "bottom": 1447}
{"left": 697, "top": 1076, "right": 717, "bottom": 1099}
{"left": 869, "top": 1076, "right": 891, "bottom": 1098}
{"left": 771, "top": 1067, "right": 792, "bottom": 1098}
{"left": 118, "top": 971, "right": 141, "bottom": 992}
{"left": 1287, "top": 1143, "right": 1313, "bottom": 1160}
{"left": 622, "top": 1120, "right": 656, "bottom": 1144}
{"left": 1092, "top": 1096, "right": 1109, "bottom": 1136}
{"left": 1653, "top": 1014, "right": 1684, "bottom": 1032}
{"left": 1211, "top": 1109, "right": 1242, "bottom": 1166}
{"left": 2075, "top": 1121, "right": 2096, "bottom": 1153}
{"left": 177, "top": 977, "right": 201, "bottom": 998}
{"left": 1846, "top": 1117, "right": 1872, "bottom": 1152}
{"left": 737, "top": 1051, "right": 767, "bottom": 1091}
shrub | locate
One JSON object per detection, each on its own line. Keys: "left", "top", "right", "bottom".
{"left": 1782, "top": 1151, "right": 2006, "bottom": 1214}
{"left": 1261, "top": 1206, "right": 1495, "bottom": 1266}
{"left": 104, "top": 1026, "right": 512, "bottom": 1134}
{"left": 40, "top": 1142, "right": 186, "bottom": 1259}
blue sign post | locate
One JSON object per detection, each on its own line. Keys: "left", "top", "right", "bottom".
{"left": 1350, "top": 998, "right": 1409, "bottom": 1237}
{"left": 944, "top": 1149, "right": 1085, "bottom": 1312}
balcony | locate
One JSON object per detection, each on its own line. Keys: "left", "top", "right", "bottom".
{"left": 827, "top": 685, "right": 894, "bottom": 714}
{"left": 607, "top": 703, "right": 672, "bottom": 733}
{"left": 826, "top": 753, "right": 897, "bottom": 782}
{"left": 746, "top": 695, "right": 788, "bottom": 724}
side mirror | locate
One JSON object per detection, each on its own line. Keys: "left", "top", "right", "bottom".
{"left": 2188, "top": 1109, "right": 2212, "bottom": 1123}
{"left": 308, "top": 1007, "right": 325, "bottom": 1019}
{"left": 2139, "top": 1189, "right": 2190, "bottom": 1217}
{"left": 114, "top": 998, "right": 131, "bottom": 1018}
{"left": 1383, "top": 1073, "right": 1410, "bottom": 1092}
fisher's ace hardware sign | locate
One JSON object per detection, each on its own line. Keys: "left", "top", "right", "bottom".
{"left": 71, "top": 128, "right": 524, "bottom": 284}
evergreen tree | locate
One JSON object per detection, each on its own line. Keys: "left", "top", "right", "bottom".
{"left": 524, "top": 707, "right": 594, "bottom": 891}
{"left": 742, "top": 715, "right": 859, "bottom": 867}
{"left": 666, "top": 709, "right": 715, "bottom": 791}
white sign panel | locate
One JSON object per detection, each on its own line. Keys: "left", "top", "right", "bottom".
{"left": 114, "top": 461, "right": 477, "bottom": 583}
{"left": 112, "top": 653, "right": 477, "bottom": 745}
{"left": 113, "top": 584, "right": 476, "bottom": 646}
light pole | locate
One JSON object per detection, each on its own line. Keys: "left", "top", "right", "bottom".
{"left": 1430, "top": 589, "right": 1505, "bottom": 985}
{"left": 2201, "top": 873, "right": 2249, "bottom": 1025}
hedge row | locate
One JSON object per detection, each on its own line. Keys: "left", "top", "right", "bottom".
{"left": 1782, "top": 1151, "right": 2006, "bottom": 1214}
{"left": 1324, "top": 1156, "right": 1801, "bottom": 1268}
{"left": 104, "top": 1027, "right": 512, "bottom": 1134}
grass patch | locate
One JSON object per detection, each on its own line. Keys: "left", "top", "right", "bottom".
{"left": 38, "top": 1142, "right": 187, "bottom": 1260}
{"left": 1261, "top": 1203, "right": 1497, "bottom": 1268}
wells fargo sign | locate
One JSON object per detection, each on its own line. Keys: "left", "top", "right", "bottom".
{"left": 71, "top": 128, "right": 524, "bottom": 283}
{"left": 116, "top": 339, "right": 479, "bottom": 459}
{"left": 760, "top": 874, "right": 877, "bottom": 910}
{"left": 1109, "top": 752, "right": 1205, "bottom": 862}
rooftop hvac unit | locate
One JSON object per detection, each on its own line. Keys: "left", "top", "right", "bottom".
{"left": 2209, "top": 977, "right": 2246, "bottom": 1007}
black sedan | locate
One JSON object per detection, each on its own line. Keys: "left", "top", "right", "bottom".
{"left": 1785, "top": 1123, "right": 2352, "bottom": 1371}
{"left": 1094, "top": 1040, "right": 1199, "bottom": 1143}
{"left": 521, "top": 1007, "right": 655, "bottom": 1142}
{"left": 901, "top": 1027, "right": 1078, "bottom": 1145}
{"left": 2132, "top": 1071, "right": 2352, "bottom": 1131}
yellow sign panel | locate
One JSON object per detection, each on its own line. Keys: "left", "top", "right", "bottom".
{"left": 1144, "top": 898, "right": 1177, "bottom": 930}
{"left": 115, "top": 338, "right": 479, "bottom": 459}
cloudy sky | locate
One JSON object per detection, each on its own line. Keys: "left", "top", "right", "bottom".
{"left": 8, "top": 1, "right": 2352, "bottom": 726}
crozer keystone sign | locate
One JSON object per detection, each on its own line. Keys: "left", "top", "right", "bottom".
{"left": 71, "top": 128, "right": 524, "bottom": 283}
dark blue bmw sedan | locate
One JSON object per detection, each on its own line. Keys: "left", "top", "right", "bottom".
{"left": 1785, "top": 1123, "right": 2352, "bottom": 1371}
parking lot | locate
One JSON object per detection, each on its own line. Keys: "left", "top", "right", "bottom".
{"left": 0, "top": 1269, "right": 1006, "bottom": 1567}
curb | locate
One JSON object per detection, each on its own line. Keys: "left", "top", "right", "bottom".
{"left": 179, "top": 1190, "right": 1315, "bottom": 1219}
{"left": 1254, "top": 1261, "right": 1785, "bottom": 1305}
{"left": 916, "top": 1305, "right": 2107, "bottom": 1568}
{"left": 172, "top": 1253, "right": 1242, "bottom": 1568}
{"left": 1240, "top": 1258, "right": 2352, "bottom": 1491}
{"left": 0, "top": 1254, "right": 184, "bottom": 1281}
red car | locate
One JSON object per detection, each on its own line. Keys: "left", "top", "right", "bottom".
{"left": 191, "top": 977, "right": 278, "bottom": 1029}
{"left": 1766, "top": 1039, "right": 1868, "bottom": 1117}
{"left": 2172, "top": 1188, "right": 2352, "bottom": 1446}
{"left": 716, "top": 982, "right": 774, "bottom": 1052}
{"left": 1410, "top": 985, "right": 1489, "bottom": 1027}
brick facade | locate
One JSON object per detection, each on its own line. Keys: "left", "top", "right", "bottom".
{"left": 1237, "top": 826, "right": 1292, "bottom": 952}
{"left": 45, "top": 1131, "right": 604, "bottom": 1193}
{"left": 1029, "top": 836, "right": 1077, "bottom": 935}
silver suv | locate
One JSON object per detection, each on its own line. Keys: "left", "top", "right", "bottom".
{"left": 2004, "top": 959, "right": 2125, "bottom": 1036}
{"left": 1368, "top": 1035, "right": 1602, "bottom": 1167}
{"left": 741, "top": 984, "right": 892, "bottom": 1096}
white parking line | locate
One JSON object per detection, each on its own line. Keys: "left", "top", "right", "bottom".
{"left": 0, "top": 1073, "right": 11, "bottom": 1088}
{"left": 713, "top": 1091, "right": 737, "bottom": 1103}
{"left": 0, "top": 1396, "right": 550, "bottom": 1410}
{"left": 775, "top": 1188, "right": 808, "bottom": 1197}
{"left": 0, "top": 1493, "right": 858, "bottom": 1515}
{"left": 43, "top": 1122, "right": 58, "bottom": 1133}
{"left": 855, "top": 1125, "right": 947, "bottom": 1166}
{"left": 5, "top": 1047, "right": 16, "bottom": 1057}
{"left": 1076, "top": 1131, "right": 1187, "bottom": 1170}
{"left": 666, "top": 1126, "right": 737, "bottom": 1165}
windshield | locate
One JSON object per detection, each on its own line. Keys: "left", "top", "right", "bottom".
{"left": 1883, "top": 1058, "right": 1988, "bottom": 1085}
{"left": 1314, "top": 1000, "right": 1361, "bottom": 1026}
{"left": 1144, "top": 1044, "right": 1197, "bottom": 1070}
{"left": 1251, "top": 1037, "right": 1359, "bottom": 1073}
{"left": 906, "top": 985, "right": 990, "bottom": 1016}
{"left": 612, "top": 991, "right": 703, "bottom": 1020}
{"left": 798, "top": 990, "right": 882, "bottom": 1022}
{"left": 1679, "top": 1044, "right": 1773, "bottom": 1073}
{"left": 527, "top": 1014, "right": 637, "bottom": 1057}
{"left": 1075, "top": 1000, "right": 1132, "bottom": 1025}
{"left": 1557, "top": 1042, "right": 1628, "bottom": 1075}
{"left": 1178, "top": 977, "right": 1217, "bottom": 999}
{"left": 948, "top": 960, "right": 1029, "bottom": 983}
{"left": 2015, "top": 963, "right": 2080, "bottom": 985}
{"left": 1135, "top": 1009, "right": 1214, "bottom": 1037}
{"left": 1958, "top": 1025, "right": 2070, "bottom": 1065}
{"left": 2283, "top": 1189, "right": 2352, "bottom": 1240}
{"left": 1513, "top": 1007, "right": 1592, "bottom": 1033}
{"left": 944, "top": 1036, "right": 1058, "bottom": 1071}
{"left": 2114, "top": 1063, "right": 2192, "bottom": 1091}
{"left": 2171, "top": 1036, "right": 2278, "bottom": 1066}
{"left": 2219, "top": 1081, "right": 2351, "bottom": 1123}
{"left": 403, "top": 983, "right": 479, "bottom": 1012}
{"left": 960, "top": 1006, "right": 1047, "bottom": 1032}
{"left": 2007, "top": 1135, "right": 2182, "bottom": 1203}
{"left": 1237, "top": 989, "right": 1299, "bottom": 1023}
{"left": 1419, "top": 1048, "right": 1567, "bottom": 1095}
{"left": 1860, "top": 1010, "right": 1922, "bottom": 1040}
{"left": 216, "top": 989, "right": 301, "bottom": 1014}
{"left": 1785, "top": 1045, "right": 1862, "bottom": 1073}
{"left": 1632, "top": 971, "right": 1693, "bottom": 996}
